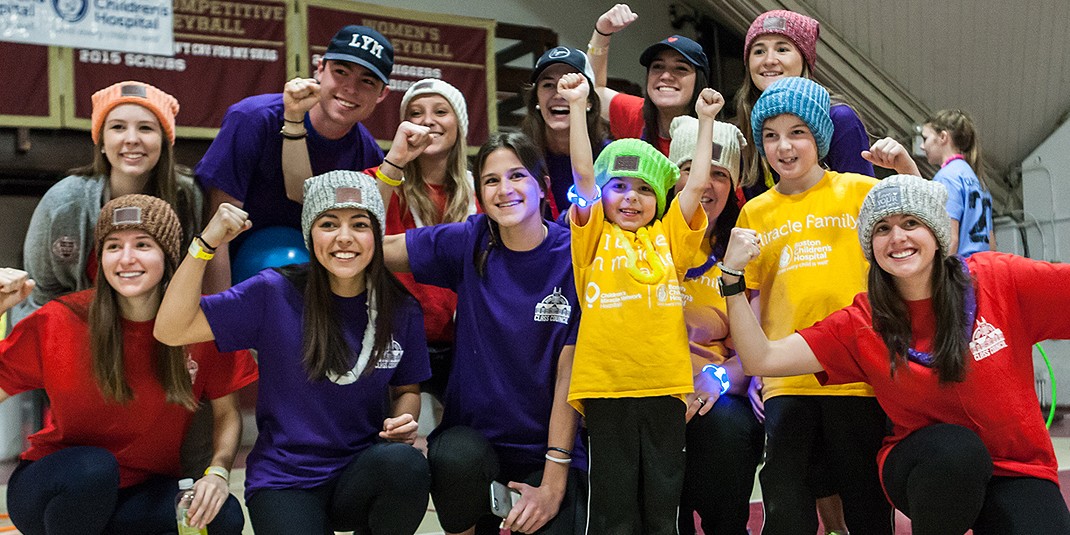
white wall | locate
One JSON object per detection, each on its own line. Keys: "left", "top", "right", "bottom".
{"left": 1021, "top": 119, "right": 1070, "bottom": 407}
{"left": 356, "top": 0, "right": 678, "bottom": 89}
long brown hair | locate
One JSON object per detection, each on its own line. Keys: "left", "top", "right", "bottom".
{"left": 519, "top": 82, "right": 607, "bottom": 156}
{"left": 84, "top": 253, "right": 196, "bottom": 409}
{"left": 471, "top": 133, "right": 551, "bottom": 278}
{"left": 868, "top": 251, "right": 973, "bottom": 383}
{"left": 925, "top": 109, "right": 988, "bottom": 190}
{"left": 642, "top": 69, "right": 709, "bottom": 147}
{"left": 72, "top": 124, "right": 201, "bottom": 245}
{"left": 279, "top": 215, "right": 412, "bottom": 380}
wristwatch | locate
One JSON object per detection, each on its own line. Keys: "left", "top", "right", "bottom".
{"left": 717, "top": 275, "right": 746, "bottom": 297}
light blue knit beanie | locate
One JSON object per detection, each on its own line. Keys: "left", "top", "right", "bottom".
{"left": 751, "top": 77, "right": 833, "bottom": 159}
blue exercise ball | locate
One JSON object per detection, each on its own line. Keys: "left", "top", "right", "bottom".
{"left": 231, "top": 226, "right": 309, "bottom": 283}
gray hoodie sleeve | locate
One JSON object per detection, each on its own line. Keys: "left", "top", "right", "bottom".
{"left": 10, "top": 176, "right": 104, "bottom": 326}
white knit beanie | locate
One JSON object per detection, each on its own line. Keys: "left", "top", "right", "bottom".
{"left": 668, "top": 116, "right": 747, "bottom": 188}
{"left": 857, "top": 174, "right": 952, "bottom": 261}
{"left": 399, "top": 78, "right": 469, "bottom": 138}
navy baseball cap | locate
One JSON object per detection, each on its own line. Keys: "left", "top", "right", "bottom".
{"left": 323, "top": 25, "right": 394, "bottom": 84}
{"left": 639, "top": 35, "right": 709, "bottom": 78}
{"left": 531, "top": 46, "right": 596, "bottom": 88}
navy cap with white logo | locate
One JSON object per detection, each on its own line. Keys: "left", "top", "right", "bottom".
{"left": 323, "top": 25, "right": 394, "bottom": 84}
{"left": 639, "top": 35, "right": 709, "bottom": 79}
{"left": 531, "top": 46, "right": 596, "bottom": 88}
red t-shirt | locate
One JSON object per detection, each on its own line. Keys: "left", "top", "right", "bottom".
{"left": 608, "top": 93, "right": 672, "bottom": 156}
{"left": 800, "top": 252, "right": 1067, "bottom": 486}
{"left": 0, "top": 290, "right": 258, "bottom": 487}
{"left": 386, "top": 186, "right": 459, "bottom": 345}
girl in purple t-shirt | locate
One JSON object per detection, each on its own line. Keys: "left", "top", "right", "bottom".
{"left": 156, "top": 171, "right": 432, "bottom": 535}
{"left": 385, "top": 133, "right": 585, "bottom": 535}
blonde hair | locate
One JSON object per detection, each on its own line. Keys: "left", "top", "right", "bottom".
{"left": 399, "top": 130, "right": 472, "bottom": 225}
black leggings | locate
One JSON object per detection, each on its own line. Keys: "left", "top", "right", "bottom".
{"left": 760, "top": 395, "right": 892, "bottom": 535}
{"left": 883, "top": 423, "right": 1070, "bottom": 534}
{"left": 6, "top": 446, "right": 244, "bottom": 535}
{"left": 427, "top": 426, "right": 587, "bottom": 534}
{"left": 678, "top": 393, "right": 763, "bottom": 535}
{"left": 246, "top": 442, "right": 430, "bottom": 535}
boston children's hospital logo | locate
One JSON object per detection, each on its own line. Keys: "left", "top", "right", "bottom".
{"left": 52, "top": 0, "right": 89, "bottom": 22}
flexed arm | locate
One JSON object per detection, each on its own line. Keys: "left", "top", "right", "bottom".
{"left": 560, "top": 73, "right": 596, "bottom": 226}
{"left": 721, "top": 228, "right": 823, "bottom": 377}
{"left": 155, "top": 204, "right": 251, "bottom": 346}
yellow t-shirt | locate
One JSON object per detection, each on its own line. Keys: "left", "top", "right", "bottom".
{"left": 568, "top": 199, "right": 707, "bottom": 413}
{"left": 737, "top": 170, "right": 877, "bottom": 399}
{"left": 680, "top": 242, "right": 731, "bottom": 366}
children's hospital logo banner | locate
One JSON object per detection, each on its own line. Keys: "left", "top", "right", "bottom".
{"left": 0, "top": 0, "right": 174, "bottom": 55}
{"left": 1, "top": 0, "right": 495, "bottom": 138}
{"left": 70, "top": 0, "right": 289, "bottom": 133}
{"left": 305, "top": 0, "right": 496, "bottom": 147}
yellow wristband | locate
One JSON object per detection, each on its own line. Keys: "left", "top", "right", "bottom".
{"left": 188, "top": 240, "right": 215, "bottom": 261}
{"left": 204, "top": 465, "right": 229, "bottom": 481}
{"left": 587, "top": 43, "right": 609, "bottom": 56}
{"left": 375, "top": 166, "right": 404, "bottom": 187}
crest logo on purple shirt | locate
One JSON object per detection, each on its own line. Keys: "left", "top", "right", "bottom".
{"left": 534, "top": 288, "right": 572, "bottom": 324}
{"left": 375, "top": 338, "right": 403, "bottom": 369}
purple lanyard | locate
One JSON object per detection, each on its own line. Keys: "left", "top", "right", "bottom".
{"left": 906, "top": 262, "right": 976, "bottom": 366}
{"left": 685, "top": 253, "right": 718, "bottom": 281}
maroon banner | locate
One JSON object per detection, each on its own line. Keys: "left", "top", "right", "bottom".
{"left": 305, "top": 5, "right": 490, "bottom": 147}
{"left": 1, "top": 43, "right": 50, "bottom": 118}
{"left": 72, "top": 0, "right": 289, "bottom": 130}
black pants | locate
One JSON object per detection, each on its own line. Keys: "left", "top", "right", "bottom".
{"left": 883, "top": 423, "right": 1070, "bottom": 534}
{"left": 7, "top": 446, "right": 244, "bottom": 535}
{"left": 760, "top": 395, "right": 891, "bottom": 535}
{"left": 246, "top": 442, "right": 430, "bottom": 535}
{"left": 428, "top": 426, "right": 587, "bottom": 534}
{"left": 678, "top": 393, "right": 763, "bottom": 535}
{"left": 585, "top": 396, "right": 685, "bottom": 535}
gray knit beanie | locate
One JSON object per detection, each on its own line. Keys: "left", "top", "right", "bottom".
{"left": 751, "top": 76, "right": 833, "bottom": 159}
{"left": 857, "top": 174, "right": 951, "bottom": 261}
{"left": 399, "top": 78, "right": 469, "bottom": 139}
{"left": 301, "top": 171, "right": 386, "bottom": 249}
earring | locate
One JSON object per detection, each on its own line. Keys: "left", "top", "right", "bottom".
{"left": 534, "top": 104, "right": 540, "bottom": 110}
{"left": 586, "top": 104, "right": 592, "bottom": 111}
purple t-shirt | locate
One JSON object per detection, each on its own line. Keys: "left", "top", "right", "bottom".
{"left": 200, "top": 267, "right": 430, "bottom": 499}
{"left": 825, "top": 103, "right": 874, "bottom": 177}
{"left": 194, "top": 93, "right": 383, "bottom": 250}
{"left": 406, "top": 215, "right": 586, "bottom": 470}
{"left": 545, "top": 140, "right": 609, "bottom": 214}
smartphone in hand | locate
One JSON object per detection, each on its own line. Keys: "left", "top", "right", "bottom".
{"left": 490, "top": 481, "right": 522, "bottom": 518}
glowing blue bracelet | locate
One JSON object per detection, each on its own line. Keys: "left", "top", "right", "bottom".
{"left": 567, "top": 185, "right": 602, "bottom": 208}
{"left": 702, "top": 363, "right": 730, "bottom": 395}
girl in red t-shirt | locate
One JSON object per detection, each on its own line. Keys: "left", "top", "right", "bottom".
{"left": 722, "top": 173, "right": 1070, "bottom": 534}
{"left": 0, "top": 195, "right": 256, "bottom": 535}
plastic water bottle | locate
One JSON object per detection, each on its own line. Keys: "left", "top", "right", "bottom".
{"left": 176, "top": 478, "right": 207, "bottom": 535}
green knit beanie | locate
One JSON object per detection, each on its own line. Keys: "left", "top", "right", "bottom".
{"left": 594, "top": 138, "right": 680, "bottom": 218}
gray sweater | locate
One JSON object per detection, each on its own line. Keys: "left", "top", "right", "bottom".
{"left": 11, "top": 173, "right": 203, "bottom": 325}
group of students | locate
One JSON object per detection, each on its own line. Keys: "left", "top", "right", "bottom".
{"left": 0, "top": 3, "right": 1064, "bottom": 535}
